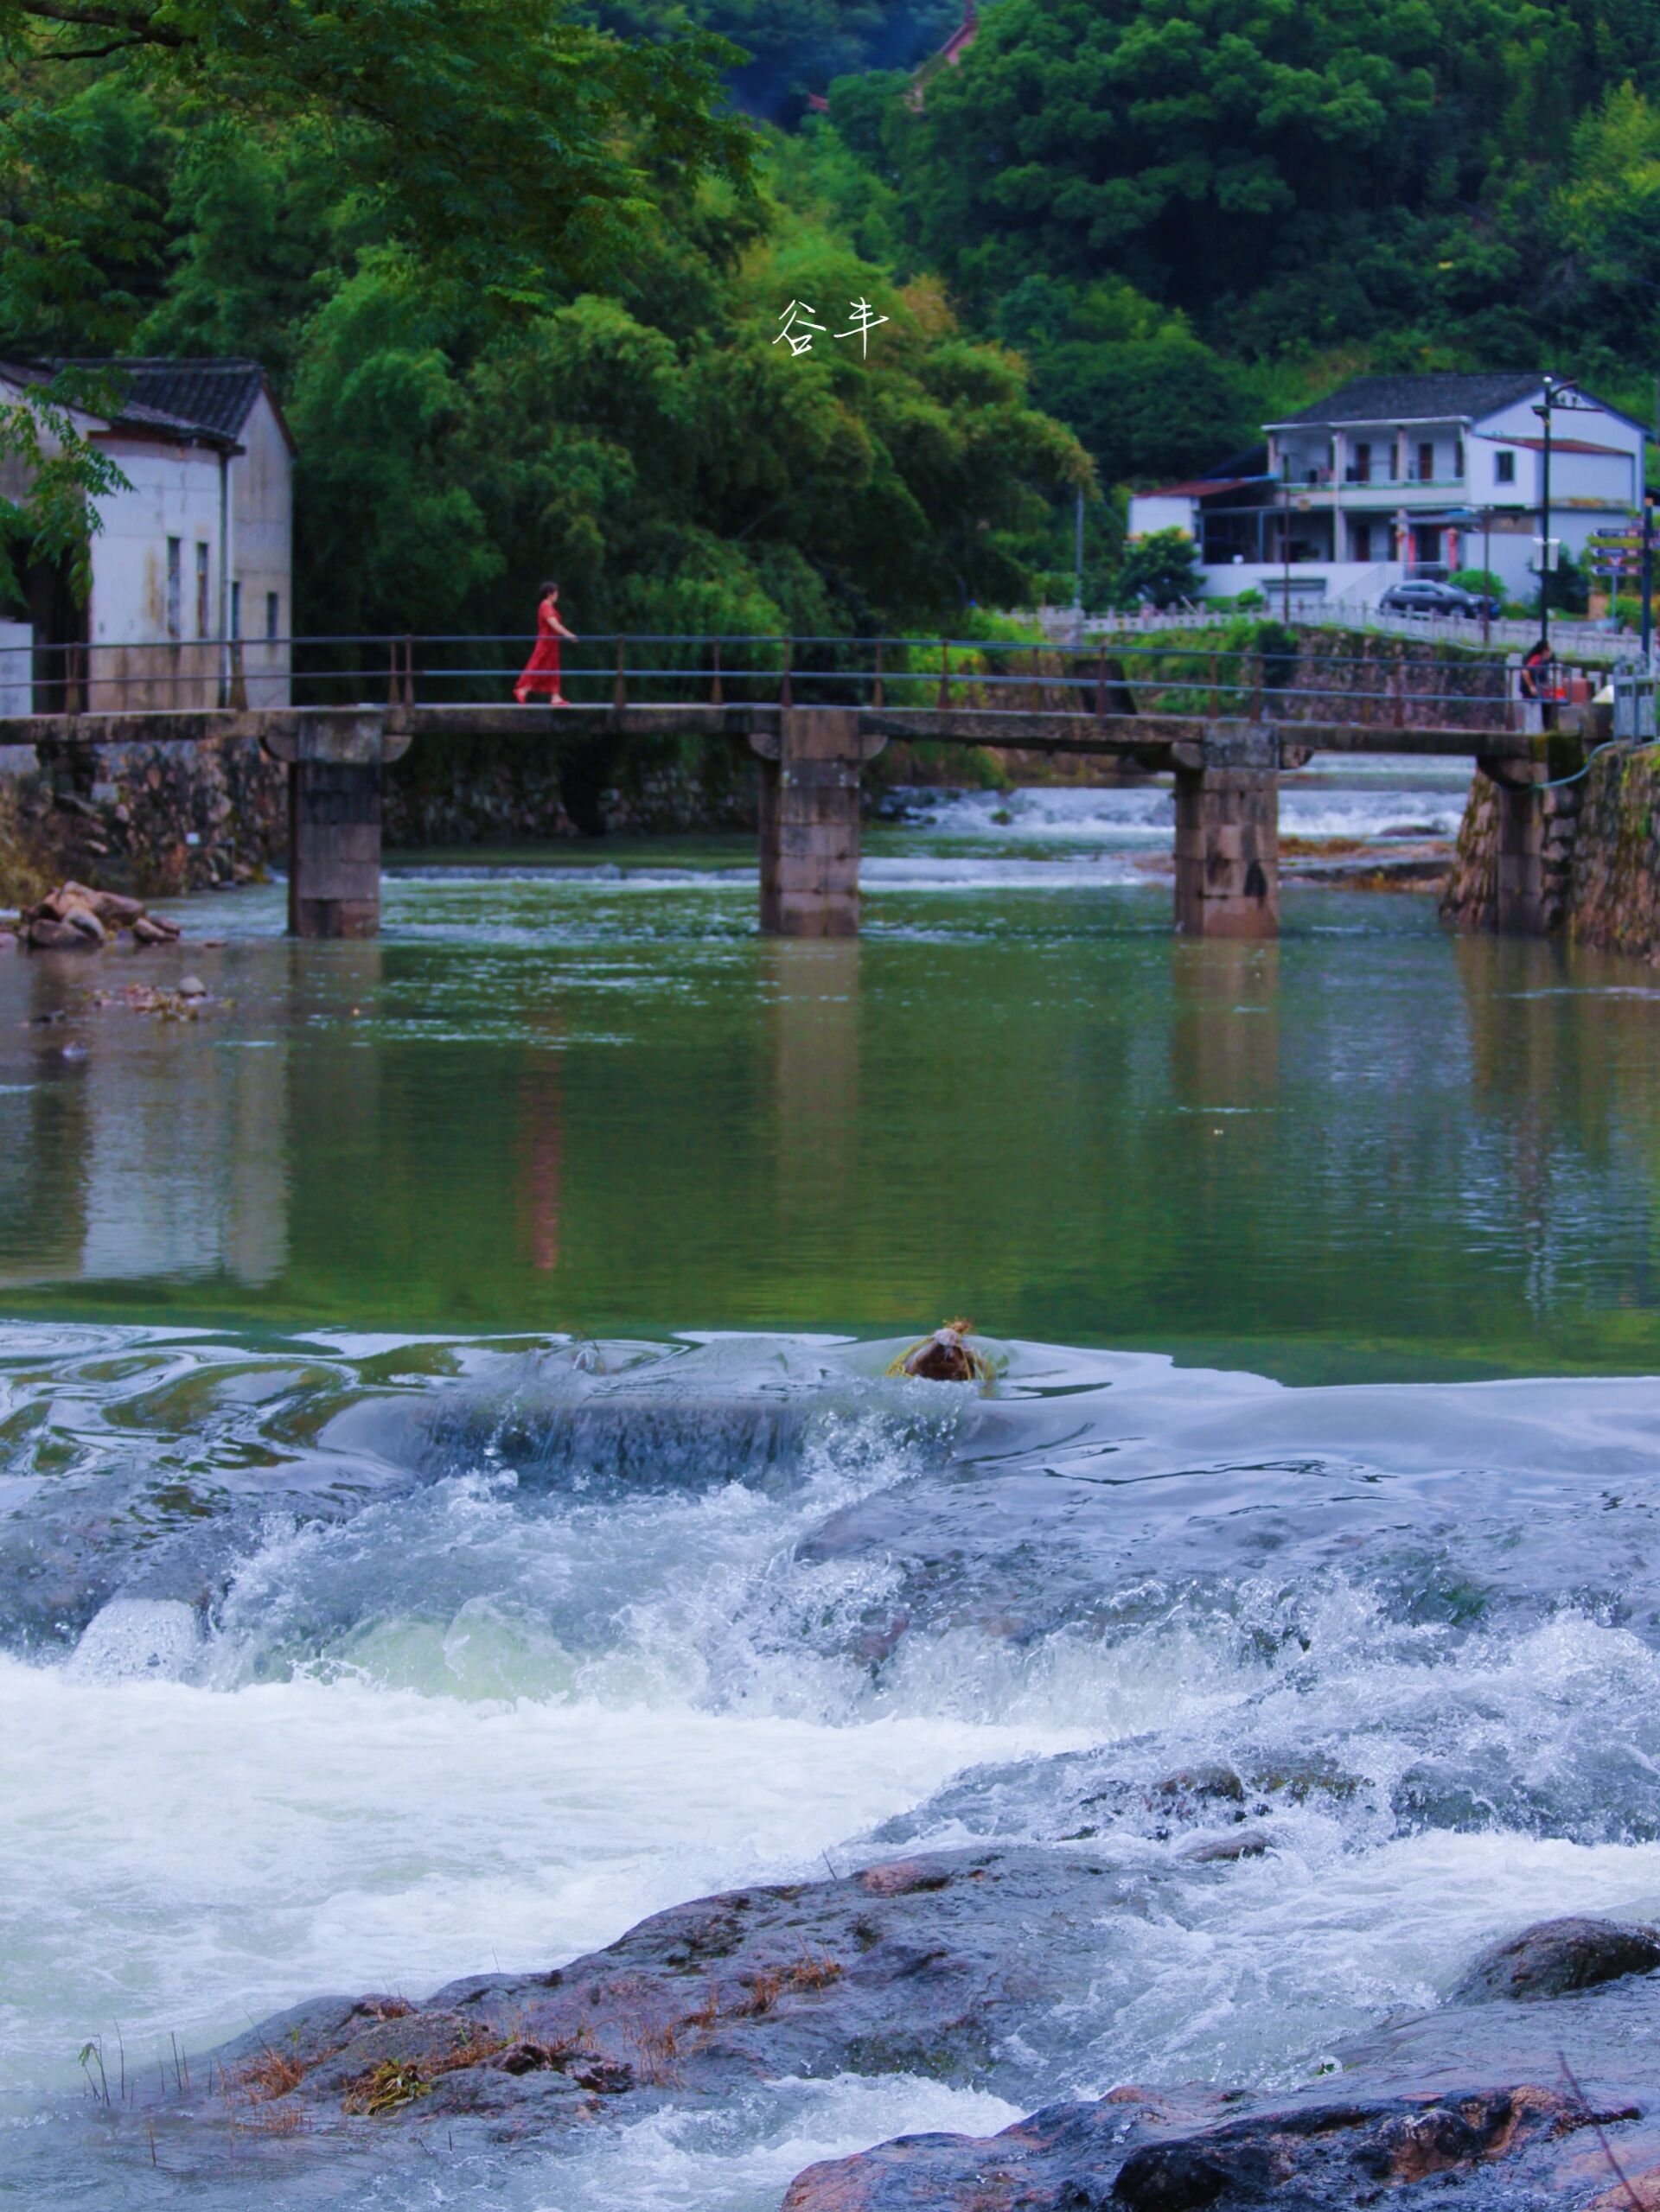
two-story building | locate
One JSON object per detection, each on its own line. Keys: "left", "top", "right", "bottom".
{"left": 1127, "top": 373, "right": 1650, "bottom": 608}
{"left": 0, "top": 357, "right": 293, "bottom": 711}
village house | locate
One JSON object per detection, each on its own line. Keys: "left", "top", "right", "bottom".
{"left": 1127, "top": 373, "right": 1650, "bottom": 609}
{"left": 0, "top": 358, "right": 292, "bottom": 712}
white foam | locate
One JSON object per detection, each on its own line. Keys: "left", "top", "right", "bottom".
{"left": 64, "top": 1597, "right": 201, "bottom": 1683}
{"left": 0, "top": 1654, "right": 1080, "bottom": 2100}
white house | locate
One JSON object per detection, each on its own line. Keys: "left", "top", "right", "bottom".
{"left": 0, "top": 358, "right": 293, "bottom": 711}
{"left": 1127, "top": 373, "right": 1650, "bottom": 608}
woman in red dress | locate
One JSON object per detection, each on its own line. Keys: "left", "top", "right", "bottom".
{"left": 515, "top": 581, "right": 578, "bottom": 705}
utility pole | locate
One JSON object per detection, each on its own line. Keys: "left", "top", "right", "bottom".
{"left": 1482, "top": 506, "right": 1492, "bottom": 647}
{"left": 1644, "top": 495, "right": 1655, "bottom": 663}
{"left": 1281, "top": 451, "right": 1292, "bottom": 617}
{"left": 1536, "top": 375, "right": 1555, "bottom": 652}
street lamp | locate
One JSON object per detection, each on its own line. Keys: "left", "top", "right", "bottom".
{"left": 1533, "top": 373, "right": 1599, "bottom": 652}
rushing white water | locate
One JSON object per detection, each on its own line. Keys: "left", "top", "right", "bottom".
{"left": 3, "top": 1327, "right": 1660, "bottom": 2207}
{"left": 896, "top": 760, "right": 1469, "bottom": 849}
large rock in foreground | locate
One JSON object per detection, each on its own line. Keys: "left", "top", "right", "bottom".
{"left": 181, "top": 1871, "right": 1660, "bottom": 2209}
{"left": 201, "top": 1848, "right": 1140, "bottom": 2138}
{"left": 782, "top": 2084, "right": 1636, "bottom": 2212}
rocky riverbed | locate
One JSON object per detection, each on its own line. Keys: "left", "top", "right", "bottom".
{"left": 103, "top": 1852, "right": 1660, "bottom": 2209}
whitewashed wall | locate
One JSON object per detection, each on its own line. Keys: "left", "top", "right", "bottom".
{"left": 230, "top": 392, "right": 293, "bottom": 708}
{"left": 1126, "top": 493, "right": 1201, "bottom": 539}
{"left": 87, "top": 437, "right": 225, "bottom": 710}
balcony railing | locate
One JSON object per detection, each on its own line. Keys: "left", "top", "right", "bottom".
{"left": 1286, "top": 471, "right": 1465, "bottom": 494}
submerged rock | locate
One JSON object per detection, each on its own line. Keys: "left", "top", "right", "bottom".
{"left": 1448, "top": 1915, "right": 1660, "bottom": 2005}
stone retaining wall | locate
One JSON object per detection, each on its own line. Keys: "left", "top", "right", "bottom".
{"left": 0, "top": 726, "right": 762, "bottom": 908}
{"left": 1440, "top": 744, "right": 1660, "bottom": 955}
{"left": 1275, "top": 628, "right": 1509, "bottom": 732}
{"left": 380, "top": 727, "right": 758, "bottom": 845}
{"left": 0, "top": 732, "right": 286, "bottom": 907}
{"left": 1563, "top": 746, "right": 1660, "bottom": 956}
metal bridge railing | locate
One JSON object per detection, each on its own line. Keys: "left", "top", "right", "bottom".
{"left": 4, "top": 628, "right": 1588, "bottom": 734}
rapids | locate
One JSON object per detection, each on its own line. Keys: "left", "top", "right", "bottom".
{"left": 4, "top": 1332, "right": 1660, "bottom": 2206}
{"left": 3, "top": 769, "right": 1660, "bottom": 2207}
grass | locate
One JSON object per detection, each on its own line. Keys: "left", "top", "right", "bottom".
{"left": 234, "top": 2049, "right": 307, "bottom": 2102}
{"left": 343, "top": 2027, "right": 512, "bottom": 2117}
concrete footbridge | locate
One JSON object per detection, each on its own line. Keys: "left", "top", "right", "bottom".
{"left": 1, "top": 628, "right": 1602, "bottom": 940}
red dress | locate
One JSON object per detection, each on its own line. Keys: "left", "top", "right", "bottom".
{"left": 516, "top": 597, "right": 565, "bottom": 700}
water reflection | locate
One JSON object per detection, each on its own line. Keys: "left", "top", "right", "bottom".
{"left": 518, "top": 1006, "right": 565, "bottom": 1273}
{"left": 1170, "top": 939, "right": 1280, "bottom": 1114}
{"left": 3, "top": 880, "right": 1660, "bottom": 1376}
{"left": 768, "top": 939, "right": 860, "bottom": 1232}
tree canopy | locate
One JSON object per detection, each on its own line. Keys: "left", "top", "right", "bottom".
{"left": 11, "top": 0, "right": 1660, "bottom": 625}
{"left": 0, "top": 0, "right": 1086, "bottom": 622}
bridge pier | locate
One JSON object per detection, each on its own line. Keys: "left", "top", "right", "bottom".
{"left": 751, "top": 709, "right": 887, "bottom": 937}
{"left": 1479, "top": 756, "right": 1549, "bottom": 937}
{"left": 1172, "top": 724, "right": 1280, "bottom": 940}
{"left": 261, "top": 710, "right": 412, "bottom": 938}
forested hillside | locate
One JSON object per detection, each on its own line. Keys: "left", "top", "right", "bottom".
{"left": 815, "top": 0, "right": 1660, "bottom": 493}
{"left": 3, "top": 0, "right": 1658, "bottom": 629}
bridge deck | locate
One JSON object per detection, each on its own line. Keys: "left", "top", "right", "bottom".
{"left": 0, "top": 703, "right": 1536, "bottom": 759}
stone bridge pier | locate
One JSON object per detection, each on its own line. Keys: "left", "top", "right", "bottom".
{"left": 751, "top": 709, "right": 888, "bottom": 938}
{"left": 1172, "top": 724, "right": 1293, "bottom": 940}
{"left": 262, "top": 709, "right": 410, "bottom": 938}
{"left": 1477, "top": 755, "right": 1549, "bottom": 936}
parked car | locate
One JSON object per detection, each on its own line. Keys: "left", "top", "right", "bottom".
{"left": 1379, "top": 578, "right": 1493, "bottom": 619}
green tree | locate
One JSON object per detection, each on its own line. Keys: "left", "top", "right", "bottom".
{"left": 0, "top": 1, "right": 748, "bottom": 309}
{"left": 0, "top": 0, "right": 752, "bottom": 593}
{"left": 584, "top": 0, "right": 956, "bottom": 119}
{"left": 1548, "top": 82, "right": 1660, "bottom": 359}
{"left": 994, "top": 275, "right": 1247, "bottom": 487}
{"left": 1108, "top": 526, "right": 1201, "bottom": 610}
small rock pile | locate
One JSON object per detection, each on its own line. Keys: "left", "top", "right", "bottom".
{"left": 93, "top": 977, "right": 213, "bottom": 1021}
{"left": 3, "top": 882, "right": 184, "bottom": 953}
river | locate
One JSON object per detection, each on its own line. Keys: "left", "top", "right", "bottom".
{"left": 3, "top": 758, "right": 1660, "bottom": 2208}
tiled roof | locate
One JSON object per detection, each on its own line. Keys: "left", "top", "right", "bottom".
{"left": 1268, "top": 373, "right": 1545, "bottom": 428}
{"left": 1144, "top": 476, "right": 1264, "bottom": 499}
{"left": 54, "top": 357, "right": 282, "bottom": 448}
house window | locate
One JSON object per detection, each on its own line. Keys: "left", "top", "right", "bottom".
{"left": 165, "top": 537, "right": 182, "bottom": 640}
{"left": 1496, "top": 449, "right": 1516, "bottom": 484}
{"left": 265, "top": 591, "right": 280, "bottom": 642}
{"left": 230, "top": 580, "right": 242, "bottom": 639}
{"left": 1353, "top": 521, "right": 1372, "bottom": 561}
{"left": 1454, "top": 439, "right": 1465, "bottom": 476}
{"left": 1354, "top": 442, "right": 1371, "bottom": 485}
{"left": 1417, "top": 441, "right": 1434, "bottom": 483}
{"left": 195, "top": 543, "right": 210, "bottom": 638}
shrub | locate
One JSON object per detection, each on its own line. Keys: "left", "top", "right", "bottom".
{"left": 1108, "top": 527, "right": 1203, "bottom": 611}
{"left": 1451, "top": 567, "right": 1504, "bottom": 602}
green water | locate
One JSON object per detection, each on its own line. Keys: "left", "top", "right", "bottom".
{"left": 3, "top": 840, "right": 1660, "bottom": 1383}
